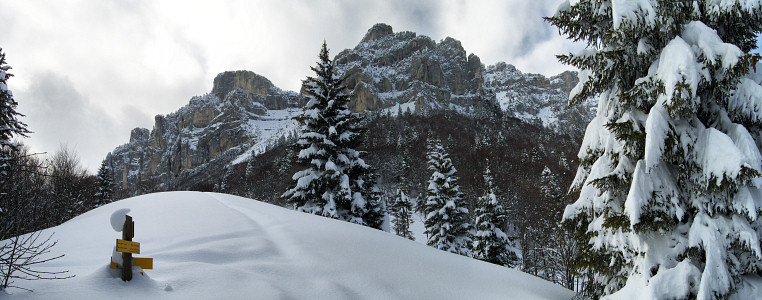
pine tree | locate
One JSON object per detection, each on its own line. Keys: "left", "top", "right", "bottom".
{"left": 390, "top": 188, "right": 415, "bottom": 240}
{"left": 0, "top": 49, "right": 30, "bottom": 238}
{"left": 547, "top": 1, "right": 762, "bottom": 298}
{"left": 540, "top": 166, "right": 565, "bottom": 220}
{"left": 245, "top": 152, "right": 256, "bottom": 177}
{"left": 424, "top": 139, "right": 472, "bottom": 256}
{"left": 283, "top": 41, "right": 383, "bottom": 229}
{"left": 220, "top": 166, "right": 233, "bottom": 192}
{"left": 540, "top": 166, "right": 562, "bottom": 202}
{"left": 94, "top": 159, "right": 114, "bottom": 206}
{"left": 0, "top": 49, "right": 29, "bottom": 186}
{"left": 473, "top": 166, "right": 518, "bottom": 266}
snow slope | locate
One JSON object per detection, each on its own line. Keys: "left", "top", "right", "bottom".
{"left": 3, "top": 192, "right": 573, "bottom": 299}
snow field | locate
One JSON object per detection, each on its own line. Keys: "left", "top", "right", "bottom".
{"left": 4, "top": 192, "right": 573, "bottom": 299}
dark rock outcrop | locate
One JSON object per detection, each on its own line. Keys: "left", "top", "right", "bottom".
{"left": 213, "top": 70, "right": 304, "bottom": 110}
{"left": 361, "top": 23, "right": 394, "bottom": 43}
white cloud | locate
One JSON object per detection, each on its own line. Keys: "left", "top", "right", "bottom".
{"left": 18, "top": 73, "right": 126, "bottom": 168}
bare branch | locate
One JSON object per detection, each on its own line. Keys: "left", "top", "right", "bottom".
{"left": 0, "top": 231, "right": 74, "bottom": 292}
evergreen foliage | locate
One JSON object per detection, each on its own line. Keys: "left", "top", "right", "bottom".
{"left": 390, "top": 188, "right": 415, "bottom": 240}
{"left": 0, "top": 51, "right": 71, "bottom": 291}
{"left": 473, "top": 166, "right": 518, "bottom": 266}
{"left": 220, "top": 166, "right": 233, "bottom": 192}
{"left": 540, "top": 166, "right": 563, "bottom": 204}
{"left": 245, "top": 152, "right": 256, "bottom": 177}
{"left": 0, "top": 49, "right": 29, "bottom": 184}
{"left": 94, "top": 159, "right": 114, "bottom": 206}
{"left": 424, "top": 138, "right": 472, "bottom": 256}
{"left": 283, "top": 42, "right": 383, "bottom": 229}
{"left": 547, "top": 1, "right": 762, "bottom": 298}
{"left": 0, "top": 49, "right": 31, "bottom": 239}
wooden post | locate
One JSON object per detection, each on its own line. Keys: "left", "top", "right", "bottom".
{"left": 121, "top": 215, "right": 133, "bottom": 281}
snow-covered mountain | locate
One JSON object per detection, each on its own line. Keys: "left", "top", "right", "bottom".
{"left": 335, "top": 23, "right": 486, "bottom": 114}
{"left": 2, "top": 192, "right": 574, "bottom": 299}
{"left": 335, "top": 23, "right": 594, "bottom": 131}
{"left": 484, "top": 63, "right": 590, "bottom": 135}
{"left": 105, "top": 23, "right": 591, "bottom": 195}
{"left": 106, "top": 71, "right": 301, "bottom": 193}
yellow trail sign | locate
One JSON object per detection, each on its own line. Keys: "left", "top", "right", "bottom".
{"left": 116, "top": 239, "right": 140, "bottom": 254}
{"left": 133, "top": 257, "right": 153, "bottom": 269}
{"left": 110, "top": 257, "right": 153, "bottom": 269}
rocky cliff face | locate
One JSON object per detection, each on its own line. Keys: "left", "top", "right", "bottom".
{"left": 483, "top": 62, "right": 594, "bottom": 137}
{"left": 106, "top": 23, "right": 591, "bottom": 194}
{"left": 336, "top": 24, "right": 592, "bottom": 136}
{"left": 212, "top": 71, "right": 305, "bottom": 110}
{"left": 106, "top": 72, "right": 300, "bottom": 192}
{"left": 335, "top": 23, "right": 487, "bottom": 114}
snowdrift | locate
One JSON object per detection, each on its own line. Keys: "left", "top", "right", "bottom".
{"left": 4, "top": 192, "right": 573, "bottom": 299}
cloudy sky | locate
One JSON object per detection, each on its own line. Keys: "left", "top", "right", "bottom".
{"left": 1, "top": 0, "right": 759, "bottom": 172}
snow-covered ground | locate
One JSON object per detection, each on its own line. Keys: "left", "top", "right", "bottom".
{"left": 2, "top": 192, "right": 573, "bottom": 299}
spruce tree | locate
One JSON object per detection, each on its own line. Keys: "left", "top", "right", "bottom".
{"left": 540, "top": 166, "right": 565, "bottom": 220}
{"left": 540, "top": 166, "right": 562, "bottom": 203}
{"left": 220, "top": 166, "right": 233, "bottom": 192}
{"left": 0, "top": 49, "right": 29, "bottom": 185}
{"left": 283, "top": 42, "right": 383, "bottom": 229}
{"left": 245, "top": 151, "right": 256, "bottom": 177}
{"left": 0, "top": 49, "right": 30, "bottom": 237}
{"left": 390, "top": 188, "right": 415, "bottom": 240}
{"left": 547, "top": 1, "right": 762, "bottom": 298}
{"left": 94, "top": 159, "right": 114, "bottom": 206}
{"left": 424, "top": 139, "right": 472, "bottom": 256}
{"left": 473, "top": 166, "right": 517, "bottom": 266}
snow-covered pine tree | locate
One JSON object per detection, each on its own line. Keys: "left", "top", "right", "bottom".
{"left": 540, "top": 166, "right": 562, "bottom": 202}
{"left": 0, "top": 49, "right": 30, "bottom": 238}
{"left": 361, "top": 172, "right": 385, "bottom": 230}
{"left": 424, "top": 139, "right": 472, "bottom": 256}
{"left": 94, "top": 159, "right": 114, "bottom": 206}
{"left": 473, "top": 165, "right": 518, "bottom": 266}
{"left": 220, "top": 166, "right": 233, "bottom": 192}
{"left": 547, "top": 1, "right": 762, "bottom": 298}
{"left": 245, "top": 152, "right": 256, "bottom": 177}
{"left": 283, "top": 41, "right": 383, "bottom": 229}
{"left": 390, "top": 188, "right": 415, "bottom": 240}
{"left": 0, "top": 49, "right": 29, "bottom": 187}
{"left": 540, "top": 166, "right": 565, "bottom": 219}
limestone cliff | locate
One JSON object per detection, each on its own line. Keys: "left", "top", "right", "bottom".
{"left": 334, "top": 24, "right": 592, "bottom": 136}
{"left": 106, "top": 72, "right": 300, "bottom": 192}
{"left": 336, "top": 25, "right": 486, "bottom": 114}
{"left": 105, "top": 23, "right": 588, "bottom": 194}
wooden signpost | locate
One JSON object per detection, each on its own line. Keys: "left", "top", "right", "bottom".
{"left": 111, "top": 214, "right": 153, "bottom": 281}
{"left": 122, "top": 215, "right": 133, "bottom": 281}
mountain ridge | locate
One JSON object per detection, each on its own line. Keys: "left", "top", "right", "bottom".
{"left": 104, "top": 23, "right": 591, "bottom": 197}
